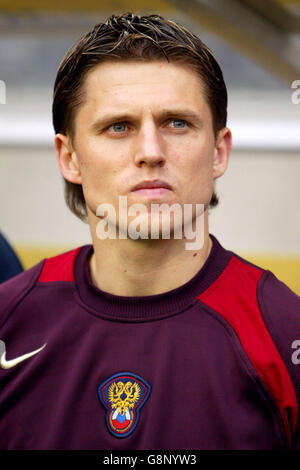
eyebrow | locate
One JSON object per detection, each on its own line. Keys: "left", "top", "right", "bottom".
{"left": 90, "top": 108, "right": 203, "bottom": 132}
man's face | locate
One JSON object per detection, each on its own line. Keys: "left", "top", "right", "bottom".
{"left": 58, "top": 60, "right": 230, "bottom": 236}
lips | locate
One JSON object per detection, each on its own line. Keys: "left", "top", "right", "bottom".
{"left": 131, "top": 180, "right": 172, "bottom": 191}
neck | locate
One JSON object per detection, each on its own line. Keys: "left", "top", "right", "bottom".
{"left": 87, "top": 209, "right": 212, "bottom": 297}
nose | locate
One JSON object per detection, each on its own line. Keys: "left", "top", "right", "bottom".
{"left": 134, "top": 121, "right": 166, "bottom": 168}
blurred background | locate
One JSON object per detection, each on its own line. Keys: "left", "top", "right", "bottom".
{"left": 0, "top": 0, "right": 299, "bottom": 292}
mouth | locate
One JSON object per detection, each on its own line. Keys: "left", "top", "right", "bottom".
{"left": 131, "top": 180, "right": 172, "bottom": 197}
{"left": 131, "top": 180, "right": 172, "bottom": 199}
{"left": 131, "top": 187, "right": 172, "bottom": 197}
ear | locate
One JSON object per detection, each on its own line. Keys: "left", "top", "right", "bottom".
{"left": 55, "top": 133, "right": 82, "bottom": 184}
{"left": 212, "top": 127, "right": 232, "bottom": 180}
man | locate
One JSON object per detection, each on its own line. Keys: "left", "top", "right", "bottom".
{"left": 0, "top": 231, "right": 23, "bottom": 283}
{"left": 0, "top": 12, "right": 299, "bottom": 450}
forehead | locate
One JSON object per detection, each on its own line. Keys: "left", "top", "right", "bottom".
{"left": 81, "top": 60, "right": 208, "bottom": 111}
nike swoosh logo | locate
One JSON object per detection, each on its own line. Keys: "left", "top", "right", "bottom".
{"left": 0, "top": 340, "right": 47, "bottom": 369}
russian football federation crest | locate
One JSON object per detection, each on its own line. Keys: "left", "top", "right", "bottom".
{"left": 98, "top": 372, "right": 151, "bottom": 438}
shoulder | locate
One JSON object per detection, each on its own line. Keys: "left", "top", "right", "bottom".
{"left": 258, "top": 269, "right": 300, "bottom": 318}
{"left": 256, "top": 268, "right": 300, "bottom": 382}
{"left": 37, "top": 246, "right": 82, "bottom": 283}
{"left": 218, "top": 249, "right": 300, "bottom": 346}
{"left": 218, "top": 248, "right": 300, "bottom": 312}
{"left": 0, "top": 259, "right": 45, "bottom": 330}
{"left": 256, "top": 268, "right": 300, "bottom": 448}
{"left": 201, "top": 246, "right": 300, "bottom": 446}
{"left": 232, "top": 252, "right": 300, "bottom": 447}
{"left": 0, "top": 245, "right": 86, "bottom": 331}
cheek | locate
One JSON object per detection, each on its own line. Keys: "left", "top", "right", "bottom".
{"left": 178, "top": 140, "right": 215, "bottom": 204}
{"left": 76, "top": 143, "right": 128, "bottom": 208}
{"left": 77, "top": 143, "right": 116, "bottom": 183}
{"left": 180, "top": 139, "right": 214, "bottom": 178}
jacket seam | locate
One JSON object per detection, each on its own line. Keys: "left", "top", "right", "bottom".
{"left": 258, "top": 269, "right": 300, "bottom": 448}
{"left": 196, "top": 298, "right": 290, "bottom": 449}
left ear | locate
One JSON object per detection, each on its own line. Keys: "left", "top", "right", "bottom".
{"left": 213, "top": 127, "right": 232, "bottom": 179}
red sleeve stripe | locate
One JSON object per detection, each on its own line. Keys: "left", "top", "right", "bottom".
{"left": 38, "top": 247, "right": 81, "bottom": 283}
{"left": 197, "top": 255, "right": 297, "bottom": 447}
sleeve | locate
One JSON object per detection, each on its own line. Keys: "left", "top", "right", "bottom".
{"left": 0, "top": 260, "right": 44, "bottom": 331}
{"left": 258, "top": 270, "right": 300, "bottom": 449}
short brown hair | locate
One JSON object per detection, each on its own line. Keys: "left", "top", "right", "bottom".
{"left": 53, "top": 12, "right": 227, "bottom": 222}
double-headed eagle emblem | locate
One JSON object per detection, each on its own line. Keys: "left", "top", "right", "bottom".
{"left": 108, "top": 380, "right": 141, "bottom": 414}
{"left": 98, "top": 372, "right": 151, "bottom": 438}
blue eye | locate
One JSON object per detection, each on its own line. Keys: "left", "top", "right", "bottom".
{"left": 109, "top": 122, "right": 127, "bottom": 133}
{"left": 170, "top": 119, "right": 187, "bottom": 128}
